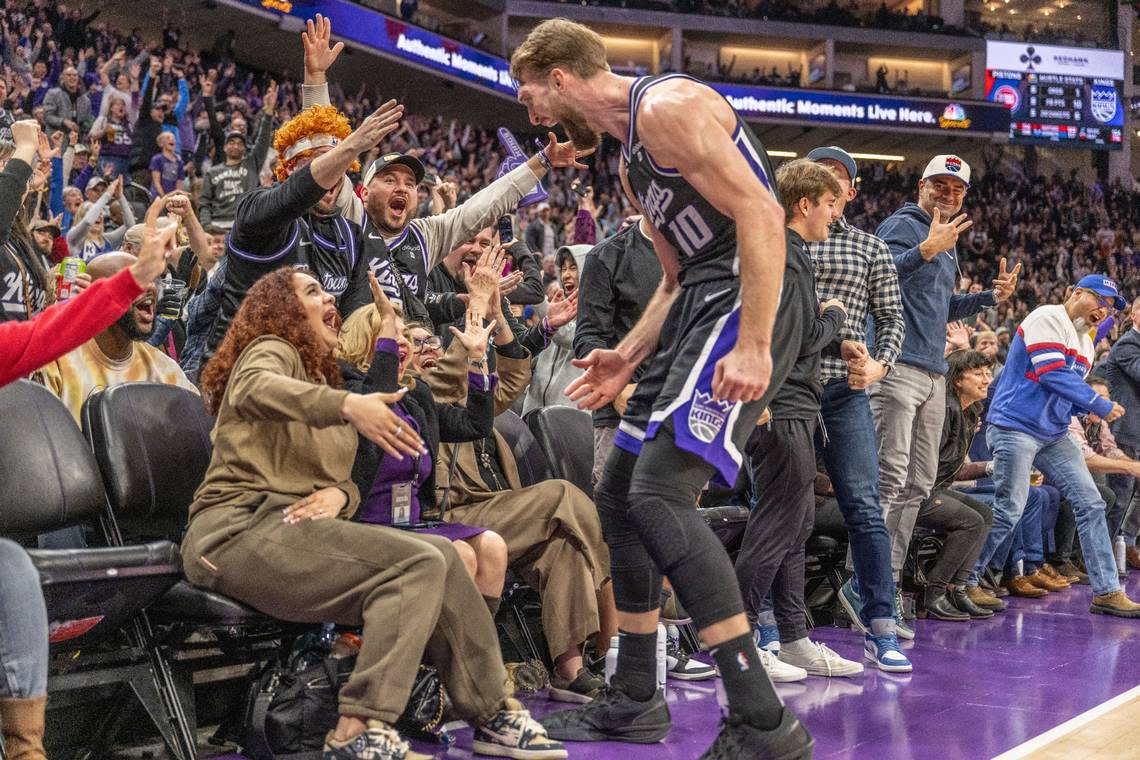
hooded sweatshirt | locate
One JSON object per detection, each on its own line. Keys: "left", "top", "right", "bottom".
{"left": 875, "top": 202, "right": 995, "bottom": 374}
{"left": 522, "top": 245, "right": 590, "bottom": 416}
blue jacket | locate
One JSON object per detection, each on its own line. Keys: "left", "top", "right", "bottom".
{"left": 875, "top": 202, "right": 995, "bottom": 374}
{"left": 1102, "top": 328, "right": 1140, "bottom": 448}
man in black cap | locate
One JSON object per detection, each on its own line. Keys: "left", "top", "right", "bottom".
{"left": 299, "top": 18, "right": 574, "bottom": 324}
{"left": 199, "top": 126, "right": 273, "bottom": 229}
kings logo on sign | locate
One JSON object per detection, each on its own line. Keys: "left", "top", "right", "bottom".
{"left": 688, "top": 390, "right": 734, "bottom": 443}
{"left": 1090, "top": 85, "right": 1119, "bottom": 124}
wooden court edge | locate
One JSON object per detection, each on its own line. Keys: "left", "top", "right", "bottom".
{"left": 992, "top": 683, "right": 1140, "bottom": 759}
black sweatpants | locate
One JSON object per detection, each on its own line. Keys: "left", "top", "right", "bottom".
{"left": 734, "top": 418, "right": 817, "bottom": 644}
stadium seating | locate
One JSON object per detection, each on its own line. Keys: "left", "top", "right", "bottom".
{"left": 0, "top": 380, "right": 186, "bottom": 759}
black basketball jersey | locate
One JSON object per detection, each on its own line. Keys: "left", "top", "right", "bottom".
{"left": 377, "top": 223, "right": 431, "bottom": 300}
{"left": 622, "top": 74, "right": 777, "bottom": 286}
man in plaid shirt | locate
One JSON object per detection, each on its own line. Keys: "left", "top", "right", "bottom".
{"left": 796, "top": 147, "right": 912, "bottom": 672}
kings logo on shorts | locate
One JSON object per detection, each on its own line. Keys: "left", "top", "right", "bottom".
{"left": 688, "top": 390, "right": 735, "bottom": 443}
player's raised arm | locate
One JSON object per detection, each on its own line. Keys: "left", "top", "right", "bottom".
{"left": 638, "top": 86, "right": 785, "bottom": 403}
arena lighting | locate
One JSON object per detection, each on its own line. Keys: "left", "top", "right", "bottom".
{"left": 768, "top": 150, "right": 798, "bottom": 157}
{"left": 847, "top": 152, "right": 906, "bottom": 161}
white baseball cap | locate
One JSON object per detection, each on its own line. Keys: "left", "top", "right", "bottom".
{"left": 921, "top": 154, "right": 971, "bottom": 187}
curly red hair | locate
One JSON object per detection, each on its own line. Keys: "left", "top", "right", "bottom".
{"left": 273, "top": 105, "right": 358, "bottom": 182}
{"left": 199, "top": 267, "right": 343, "bottom": 415}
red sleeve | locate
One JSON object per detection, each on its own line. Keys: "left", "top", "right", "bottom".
{"left": 0, "top": 269, "right": 144, "bottom": 387}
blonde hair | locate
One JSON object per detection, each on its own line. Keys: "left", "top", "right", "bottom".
{"left": 510, "top": 18, "right": 610, "bottom": 82}
{"left": 774, "top": 159, "right": 843, "bottom": 221}
{"left": 337, "top": 304, "right": 384, "bottom": 373}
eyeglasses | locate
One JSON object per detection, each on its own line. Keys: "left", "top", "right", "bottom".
{"left": 412, "top": 336, "right": 441, "bottom": 351}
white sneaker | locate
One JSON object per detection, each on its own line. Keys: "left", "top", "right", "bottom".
{"left": 759, "top": 647, "right": 807, "bottom": 682}
{"left": 779, "top": 641, "right": 864, "bottom": 678}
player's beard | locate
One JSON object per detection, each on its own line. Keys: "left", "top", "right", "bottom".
{"left": 556, "top": 107, "right": 600, "bottom": 151}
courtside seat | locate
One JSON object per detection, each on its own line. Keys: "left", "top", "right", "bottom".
{"left": 81, "top": 383, "right": 269, "bottom": 627}
{"left": 0, "top": 380, "right": 187, "bottom": 758}
{"left": 494, "top": 410, "right": 552, "bottom": 488}
{"left": 526, "top": 406, "right": 595, "bottom": 498}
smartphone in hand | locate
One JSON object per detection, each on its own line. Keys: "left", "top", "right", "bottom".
{"left": 497, "top": 215, "right": 514, "bottom": 244}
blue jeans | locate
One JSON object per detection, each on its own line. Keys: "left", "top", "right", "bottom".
{"left": 817, "top": 379, "right": 896, "bottom": 624}
{"left": 972, "top": 425, "right": 1121, "bottom": 595}
{"left": 0, "top": 539, "right": 48, "bottom": 698}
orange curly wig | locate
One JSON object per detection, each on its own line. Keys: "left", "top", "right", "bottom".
{"left": 273, "top": 105, "right": 359, "bottom": 182}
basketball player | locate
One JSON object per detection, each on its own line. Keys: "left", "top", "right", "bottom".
{"left": 511, "top": 18, "right": 813, "bottom": 760}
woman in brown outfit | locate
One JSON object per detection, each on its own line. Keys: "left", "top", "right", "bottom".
{"left": 182, "top": 267, "right": 566, "bottom": 760}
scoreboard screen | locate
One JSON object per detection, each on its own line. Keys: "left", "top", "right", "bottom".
{"left": 985, "top": 42, "right": 1125, "bottom": 150}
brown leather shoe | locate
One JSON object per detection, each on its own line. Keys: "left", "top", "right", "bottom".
{"left": 1127, "top": 545, "right": 1140, "bottom": 571}
{"left": 1003, "top": 575, "right": 1048, "bottom": 598}
{"left": 965, "top": 585, "right": 1005, "bottom": 611}
{"left": 1058, "top": 560, "right": 1090, "bottom": 585}
{"left": 1026, "top": 569, "right": 1069, "bottom": 591}
{"left": 1039, "top": 563, "right": 1075, "bottom": 586}
{"left": 1090, "top": 590, "right": 1140, "bottom": 618}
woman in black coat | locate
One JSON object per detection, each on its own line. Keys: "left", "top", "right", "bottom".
{"left": 340, "top": 275, "right": 509, "bottom": 610}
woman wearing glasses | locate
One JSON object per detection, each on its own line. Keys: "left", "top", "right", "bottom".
{"left": 339, "top": 252, "right": 510, "bottom": 616}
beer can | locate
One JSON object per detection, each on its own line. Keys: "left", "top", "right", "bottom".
{"left": 57, "top": 257, "right": 86, "bottom": 301}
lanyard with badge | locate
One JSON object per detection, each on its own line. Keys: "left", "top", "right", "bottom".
{"left": 390, "top": 448, "right": 423, "bottom": 527}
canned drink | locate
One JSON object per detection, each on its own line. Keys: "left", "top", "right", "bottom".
{"left": 57, "top": 257, "right": 86, "bottom": 301}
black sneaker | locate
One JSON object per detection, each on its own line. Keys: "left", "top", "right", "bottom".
{"left": 549, "top": 667, "right": 605, "bottom": 703}
{"left": 540, "top": 684, "right": 671, "bottom": 743}
{"left": 698, "top": 709, "right": 814, "bottom": 760}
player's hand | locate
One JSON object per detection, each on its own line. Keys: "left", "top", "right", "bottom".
{"left": 1106, "top": 403, "right": 1126, "bottom": 423}
{"left": 567, "top": 349, "right": 637, "bottom": 410}
{"left": 991, "top": 257, "right": 1022, "bottom": 303}
{"left": 712, "top": 346, "right": 771, "bottom": 404}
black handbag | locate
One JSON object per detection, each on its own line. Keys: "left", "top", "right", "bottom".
{"left": 239, "top": 646, "right": 447, "bottom": 760}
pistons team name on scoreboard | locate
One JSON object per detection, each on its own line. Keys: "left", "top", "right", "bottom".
{"left": 986, "top": 41, "right": 1125, "bottom": 150}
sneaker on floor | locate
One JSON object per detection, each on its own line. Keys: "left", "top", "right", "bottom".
{"left": 759, "top": 648, "right": 807, "bottom": 682}
{"left": 324, "top": 721, "right": 431, "bottom": 760}
{"left": 1039, "top": 563, "right": 1075, "bottom": 586}
{"left": 1090, "top": 590, "right": 1140, "bottom": 619}
{"left": 864, "top": 633, "right": 912, "bottom": 673}
{"left": 754, "top": 624, "right": 781, "bottom": 656}
{"left": 894, "top": 589, "right": 916, "bottom": 640}
{"left": 666, "top": 638, "right": 716, "bottom": 681}
{"left": 778, "top": 641, "right": 863, "bottom": 678}
{"left": 549, "top": 667, "right": 605, "bottom": 704}
{"left": 540, "top": 685, "right": 671, "bottom": 744}
{"left": 697, "top": 709, "right": 814, "bottom": 760}
{"left": 838, "top": 578, "right": 868, "bottom": 635}
{"left": 473, "top": 698, "right": 568, "bottom": 759}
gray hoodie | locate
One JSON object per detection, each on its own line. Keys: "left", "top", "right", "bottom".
{"left": 522, "top": 245, "right": 591, "bottom": 415}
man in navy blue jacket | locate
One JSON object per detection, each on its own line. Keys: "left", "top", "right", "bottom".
{"left": 871, "top": 154, "right": 1020, "bottom": 638}
{"left": 1102, "top": 298, "right": 1140, "bottom": 567}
